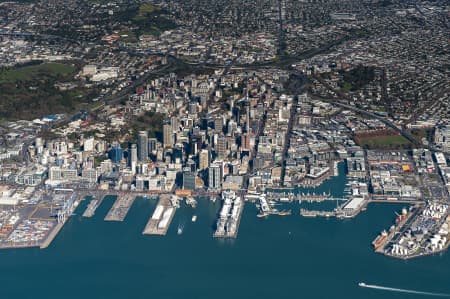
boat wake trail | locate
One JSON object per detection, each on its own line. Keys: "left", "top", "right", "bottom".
{"left": 359, "top": 282, "right": 450, "bottom": 297}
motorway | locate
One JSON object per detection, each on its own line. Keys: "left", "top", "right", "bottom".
{"left": 8, "top": 27, "right": 439, "bottom": 159}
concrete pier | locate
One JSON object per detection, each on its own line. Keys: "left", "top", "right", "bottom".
{"left": 213, "top": 192, "right": 244, "bottom": 239}
{"left": 40, "top": 221, "right": 64, "bottom": 249}
{"left": 41, "top": 193, "right": 84, "bottom": 249}
{"left": 104, "top": 195, "right": 135, "bottom": 221}
{"left": 300, "top": 209, "right": 336, "bottom": 218}
{"left": 82, "top": 196, "right": 106, "bottom": 218}
{"left": 143, "top": 195, "right": 177, "bottom": 235}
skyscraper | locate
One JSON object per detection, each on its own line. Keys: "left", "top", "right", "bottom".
{"left": 246, "top": 102, "right": 250, "bottom": 133}
{"left": 241, "top": 133, "right": 251, "bottom": 151}
{"left": 129, "top": 144, "right": 137, "bottom": 163}
{"left": 189, "top": 102, "right": 197, "bottom": 115}
{"left": 148, "top": 138, "right": 157, "bottom": 154}
{"left": 190, "top": 136, "right": 202, "bottom": 155}
{"left": 208, "top": 162, "right": 222, "bottom": 189}
{"left": 214, "top": 117, "right": 223, "bottom": 133}
{"left": 216, "top": 136, "right": 227, "bottom": 159}
{"left": 186, "top": 159, "right": 196, "bottom": 172}
{"left": 171, "top": 116, "right": 179, "bottom": 133}
{"left": 163, "top": 123, "right": 173, "bottom": 148}
{"left": 183, "top": 168, "right": 196, "bottom": 190}
{"left": 199, "top": 149, "right": 210, "bottom": 170}
{"left": 108, "top": 143, "right": 123, "bottom": 163}
{"left": 138, "top": 131, "right": 148, "bottom": 161}
{"left": 129, "top": 144, "right": 137, "bottom": 174}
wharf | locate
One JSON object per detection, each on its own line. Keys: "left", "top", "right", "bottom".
{"left": 379, "top": 207, "right": 419, "bottom": 255}
{"left": 41, "top": 193, "right": 84, "bottom": 249}
{"left": 82, "top": 196, "right": 106, "bottom": 218}
{"left": 297, "top": 195, "right": 329, "bottom": 202}
{"left": 369, "top": 199, "right": 425, "bottom": 204}
{"left": 143, "top": 195, "right": 177, "bottom": 236}
{"left": 232, "top": 198, "right": 244, "bottom": 238}
{"left": 213, "top": 196, "right": 244, "bottom": 239}
{"left": 82, "top": 199, "right": 98, "bottom": 217}
{"left": 296, "top": 195, "right": 344, "bottom": 203}
{"left": 66, "top": 188, "right": 220, "bottom": 199}
{"left": 258, "top": 209, "right": 292, "bottom": 217}
{"left": 378, "top": 205, "right": 426, "bottom": 258}
{"left": 270, "top": 209, "right": 291, "bottom": 216}
{"left": 0, "top": 241, "right": 40, "bottom": 249}
{"left": 266, "top": 191, "right": 343, "bottom": 203}
{"left": 40, "top": 221, "right": 64, "bottom": 249}
{"left": 300, "top": 209, "right": 337, "bottom": 218}
{"left": 104, "top": 195, "right": 135, "bottom": 221}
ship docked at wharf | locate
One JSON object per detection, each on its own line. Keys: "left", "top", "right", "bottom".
{"left": 213, "top": 190, "right": 244, "bottom": 238}
{"left": 372, "top": 230, "right": 389, "bottom": 250}
{"left": 374, "top": 203, "right": 450, "bottom": 259}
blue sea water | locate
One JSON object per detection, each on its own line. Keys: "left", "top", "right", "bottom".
{"left": 1, "top": 164, "right": 449, "bottom": 299}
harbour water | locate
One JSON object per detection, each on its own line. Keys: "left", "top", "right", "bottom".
{"left": 0, "top": 198, "right": 448, "bottom": 299}
{"left": 1, "top": 164, "right": 449, "bottom": 298}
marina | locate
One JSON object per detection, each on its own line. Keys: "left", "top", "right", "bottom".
{"left": 253, "top": 193, "right": 292, "bottom": 217}
{"left": 142, "top": 195, "right": 177, "bottom": 236}
{"left": 266, "top": 190, "right": 346, "bottom": 203}
{"left": 213, "top": 190, "right": 244, "bottom": 238}
{"left": 104, "top": 195, "right": 136, "bottom": 221}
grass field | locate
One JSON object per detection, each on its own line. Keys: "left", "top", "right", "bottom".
{"left": 118, "top": 30, "right": 138, "bottom": 43}
{"left": 355, "top": 134, "right": 412, "bottom": 149}
{"left": 133, "top": 4, "right": 161, "bottom": 22}
{"left": 0, "top": 62, "right": 95, "bottom": 120}
{"left": 0, "top": 63, "right": 76, "bottom": 83}
{"left": 130, "top": 4, "right": 176, "bottom": 36}
{"left": 139, "top": 4, "right": 160, "bottom": 14}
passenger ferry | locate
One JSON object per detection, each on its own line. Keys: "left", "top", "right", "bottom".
{"left": 177, "top": 223, "right": 184, "bottom": 235}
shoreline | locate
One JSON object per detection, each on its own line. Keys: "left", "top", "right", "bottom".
{"left": 40, "top": 221, "right": 65, "bottom": 249}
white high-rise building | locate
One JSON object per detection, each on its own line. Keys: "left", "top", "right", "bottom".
{"left": 199, "top": 149, "right": 210, "bottom": 170}
{"left": 129, "top": 144, "right": 138, "bottom": 174}
{"left": 138, "top": 131, "right": 148, "bottom": 161}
